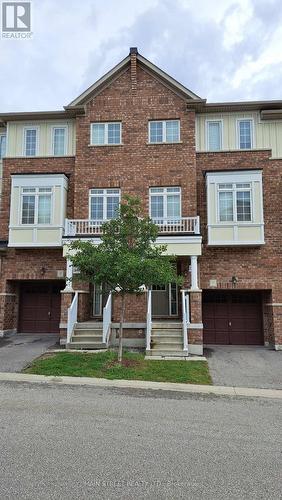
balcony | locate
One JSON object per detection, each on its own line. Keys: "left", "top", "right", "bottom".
{"left": 64, "top": 216, "right": 200, "bottom": 237}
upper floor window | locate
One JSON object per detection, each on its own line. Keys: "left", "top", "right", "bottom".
{"left": 21, "top": 187, "right": 52, "bottom": 225}
{"left": 238, "top": 119, "right": 253, "bottom": 149}
{"left": 89, "top": 188, "right": 120, "bottom": 220}
{"left": 52, "top": 127, "right": 66, "bottom": 156}
{"left": 149, "top": 120, "right": 180, "bottom": 144}
{"left": 24, "top": 128, "right": 38, "bottom": 156}
{"left": 150, "top": 187, "right": 181, "bottom": 220}
{"left": 218, "top": 183, "right": 252, "bottom": 222}
{"left": 90, "top": 122, "right": 122, "bottom": 145}
{"left": 207, "top": 120, "right": 222, "bottom": 151}
{"left": 0, "top": 133, "right": 6, "bottom": 159}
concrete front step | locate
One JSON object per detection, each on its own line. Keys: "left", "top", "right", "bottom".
{"left": 72, "top": 336, "right": 103, "bottom": 343}
{"left": 68, "top": 342, "right": 107, "bottom": 350}
{"left": 152, "top": 323, "right": 182, "bottom": 330}
{"left": 152, "top": 332, "right": 183, "bottom": 338}
{"left": 152, "top": 340, "right": 183, "bottom": 345}
{"left": 73, "top": 330, "right": 102, "bottom": 337}
{"left": 75, "top": 322, "right": 103, "bottom": 330}
{"left": 146, "top": 350, "right": 188, "bottom": 357}
{"left": 145, "top": 355, "right": 190, "bottom": 360}
{"left": 151, "top": 347, "right": 184, "bottom": 353}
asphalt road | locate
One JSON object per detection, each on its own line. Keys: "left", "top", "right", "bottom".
{"left": 0, "top": 382, "right": 281, "bottom": 500}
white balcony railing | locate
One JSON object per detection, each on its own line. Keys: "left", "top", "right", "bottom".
{"left": 102, "top": 292, "right": 112, "bottom": 346}
{"left": 181, "top": 290, "right": 190, "bottom": 353}
{"left": 64, "top": 216, "right": 200, "bottom": 237}
{"left": 146, "top": 289, "right": 152, "bottom": 351}
{"left": 67, "top": 292, "right": 78, "bottom": 344}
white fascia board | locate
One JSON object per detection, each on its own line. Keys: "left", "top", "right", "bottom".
{"left": 156, "top": 236, "right": 202, "bottom": 244}
{"left": 206, "top": 170, "right": 262, "bottom": 185}
{"left": 11, "top": 173, "right": 68, "bottom": 189}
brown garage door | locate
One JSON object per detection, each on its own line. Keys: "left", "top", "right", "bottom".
{"left": 203, "top": 291, "right": 263, "bottom": 345}
{"left": 19, "top": 282, "right": 63, "bottom": 334}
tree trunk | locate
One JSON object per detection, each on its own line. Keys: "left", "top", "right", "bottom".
{"left": 118, "top": 293, "right": 126, "bottom": 363}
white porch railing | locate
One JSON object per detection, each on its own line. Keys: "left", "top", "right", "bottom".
{"left": 102, "top": 292, "right": 112, "bottom": 346}
{"left": 152, "top": 216, "right": 200, "bottom": 234}
{"left": 64, "top": 216, "right": 200, "bottom": 237}
{"left": 181, "top": 290, "right": 190, "bottom": 352}
{"left": 146, "top": 289, "right": 152, "bottom": 351}
{"left": 67, "top": 292, "right": 78, "bottom": 344}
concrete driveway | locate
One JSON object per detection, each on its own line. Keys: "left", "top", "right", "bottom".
{"left": 205, "top": 345, "right": 282, "bottom": 389}
{"left": 0, "top": 333, "right": 58, "bottom": 373}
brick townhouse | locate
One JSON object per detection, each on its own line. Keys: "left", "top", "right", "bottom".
{"left": 0, "top": 47, "right": 281, "bottom": 356}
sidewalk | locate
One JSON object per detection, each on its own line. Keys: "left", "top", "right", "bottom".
{"left": 0, "top": 371, "right": 281, "bottom": 400}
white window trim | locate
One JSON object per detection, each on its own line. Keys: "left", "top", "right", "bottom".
{"left": 0, "top": 132, "right": 6, "bottom": 159}
{"left": 148, "top": 120, "right": 180, "bottom": 144}
{"left": 205, "top": 119, "right": 223, "bottom": 151}
{"left": 149, "top": 186, "right": 182, "bottom": 220}
{"left": 19, "top": 186, "right": 54, "bottom": 226}
{"left": 90, "top": 122, "right": 122, "bottom": 146}
{"left": 10, "top": 174, "right": 68, "bottom": 231}
{"left": 23, "top": 126, "right": 40, "bottom": 157}
{"left": 206, "top": 170, "right": 264, "bottom": 246}
{"left": 216, "top": 183, "right": 253, "bottom": 224}
{"left": 51, "top": 125, "right": 68, "bottom": 156}
{"left": 236, "top": 118, "right": 255, "bottom": 150}
{"left": 168, "top": 283, "right": 178, "bottom": 316}
{"left": 88, "top": 188, "right": 121, "bottom": 220}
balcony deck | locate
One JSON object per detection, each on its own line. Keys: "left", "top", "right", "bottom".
{"left": 64, "top": 217, "right": 200, "bottom": 237}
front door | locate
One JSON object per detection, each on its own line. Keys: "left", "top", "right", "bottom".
{"left": 92, "top": 284, "right": 111, "bottom": 317}
{"left": 152, "top": 283, "right": 178, "bottom": 317}
{"left": 19, "top": 282, "right": 63, "bottom": 334}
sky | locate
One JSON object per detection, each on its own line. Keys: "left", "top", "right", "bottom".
{"left": 0, "top": 0, "right": 282, "bottom": 111}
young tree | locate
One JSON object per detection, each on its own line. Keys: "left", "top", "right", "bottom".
{"left": 68, "top": 196, "right": 183, "bottom": 362}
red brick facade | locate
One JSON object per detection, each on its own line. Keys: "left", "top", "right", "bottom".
{"left": 197, "top": 151, "right": 282, "bottom": 348}
{"left": 0, "top": 53, "right": 281, "bottom": 350}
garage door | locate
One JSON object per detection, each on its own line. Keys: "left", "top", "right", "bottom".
{"left": 203, "top": 291, "right": 263, "bottom": 345}
{"left": 19, "top": 282, "right": 63, "bottom": 334}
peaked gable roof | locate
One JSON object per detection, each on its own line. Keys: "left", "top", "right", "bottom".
{"left": 66, "top": 49, "right": 205, "bottom": 108}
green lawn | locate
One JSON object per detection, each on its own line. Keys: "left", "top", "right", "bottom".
{"left": 24, "top": 351, "right": 212, "bottom": 385}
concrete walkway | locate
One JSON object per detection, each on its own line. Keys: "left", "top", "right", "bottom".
{"left": 0, "top": 333, "right": 59, "bottom": 372}
{"left": 205, "top": 345, "right": 282, "bottom": 390}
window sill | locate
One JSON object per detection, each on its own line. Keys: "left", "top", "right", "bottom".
{"left": 4, "top": 155, "right": 75, "bottom": 159}
{"left": 146, "top": 141, "right": 183, "bottom": 145}
{"left": 88, "top": 143, "right": 124, "bottom": 147}
{"left": 213, "top": 221, "right": 261, "bottom": 226}
{"left": 9, "top": 224, "right": 64, "bottom": 229}
{"left": 207, "top": 240, "right": 265, "bottom": 247}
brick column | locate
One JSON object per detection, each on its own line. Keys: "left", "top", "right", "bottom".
{"left": 262, "top": 291, "right": 282, "bottom": 350}
{"left": 188, "top": 290, "right": 203, "bottom": 355}
{"left": 77, "top": 291, "right": 90, "bottom": 322}
{"left": 0, "top": 293, "right": 18, "bottom": 336}
{"left": 273, "top": 306, "right": 282, "bottom": 350}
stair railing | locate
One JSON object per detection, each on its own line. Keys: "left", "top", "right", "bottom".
{"left": 181, "top": 290, "right": 189, "bottom": 352}
{"left": 103, "top": 292, "right": 112, "bottom": 346}
{"left": 67, "top": 292, "right": 78, "bottom": 344}
{"left": 146, "top": 289, "right": 152, "bottom": 351}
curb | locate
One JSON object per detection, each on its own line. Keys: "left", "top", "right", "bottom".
{"left": 0, "top": 372, "right": 281, "bottom": 399}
